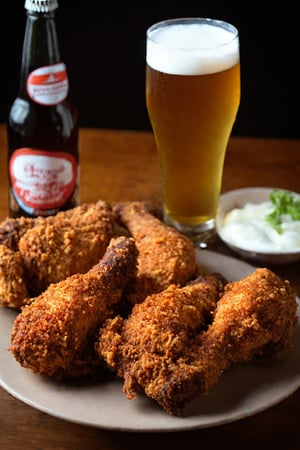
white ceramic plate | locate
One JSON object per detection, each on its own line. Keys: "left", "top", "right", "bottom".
{"left": 216, "top": 187, "right": 300, "bottom": 265}
{"left": 1, "top": 249, "right": 300, "bottom": 432}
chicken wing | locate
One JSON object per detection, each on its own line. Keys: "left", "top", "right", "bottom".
{"left": 113, "top": 201, "right": 197, "bottom": 304}
{"left": 96, "top": 268, "right": 297, "bottom": 416}
{"left": 18, "top": 200, "right": 116, "bottom": 295}
{"left": 10, "top": 236, "right": 138, "bottom": 380}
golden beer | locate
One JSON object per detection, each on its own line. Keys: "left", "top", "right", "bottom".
{"left": 146, "top": 18, "right": 240, "bottom": 242}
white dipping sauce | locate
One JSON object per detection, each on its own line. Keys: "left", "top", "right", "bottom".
{"left": 221, "top": 201, "right": 300, "bottom": 252}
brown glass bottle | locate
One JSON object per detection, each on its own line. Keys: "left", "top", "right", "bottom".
{"left": 7, "top": 0, "right": 79, "bottom": 218}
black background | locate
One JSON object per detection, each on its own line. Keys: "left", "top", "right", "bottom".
{"left": 1, "top": 1, "right": 299, "bottom": 138}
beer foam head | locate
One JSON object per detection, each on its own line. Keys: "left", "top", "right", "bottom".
{"left": 146, "top": 19, "right": 239, "bottom": 75}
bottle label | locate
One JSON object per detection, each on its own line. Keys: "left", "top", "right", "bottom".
{"left": 26, "top": 63, "right": 69, "bottom": 105}
{"left": 9, "top": 148, "right": 77, "bottom": 215}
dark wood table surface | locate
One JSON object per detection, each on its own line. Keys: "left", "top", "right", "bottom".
{"left": 1, "top": 124, "right": 300, "bottom": 450}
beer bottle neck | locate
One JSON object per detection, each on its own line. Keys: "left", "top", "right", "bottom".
{"left": 19, "top": 11, "right": 61, "bottom": 94}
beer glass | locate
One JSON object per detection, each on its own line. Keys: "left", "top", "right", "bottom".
{"left": 146, "top": 18, "right": 240, "bottom": 246}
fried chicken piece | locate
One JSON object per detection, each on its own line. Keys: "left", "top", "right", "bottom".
{"left": 97, "top": 268, "right": 297, "bottom": 416}
{"left": 18, "top": 200, "right": 116, "bottom": 296}
{"left": 163, "top": 268, "right": 298, "bottom": 414}
{"left": 0, "top": 216, "right": 38, "bottom": 251}
{"left": 192, "top": 267, "right": 298, "bottom": 377}
{"left": 0, "top": 244, "right": 29, "bottom": 309}
{"left": 113, "top": 201, "right": 197, "bottom": 304}
{"left": 96, "top": 273, "right": 227, "bottom": 395}
{"left": 10, "top": 236, "right": 138, "bottom": 380}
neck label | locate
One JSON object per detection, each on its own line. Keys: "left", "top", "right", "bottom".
{"left": 26, "top": 63, "right": 69, "bottom": 105}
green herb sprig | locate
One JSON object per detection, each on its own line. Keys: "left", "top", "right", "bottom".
{"left": 266, "top": 189, "right": 300, "bottom": 234}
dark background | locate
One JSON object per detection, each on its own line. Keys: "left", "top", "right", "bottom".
{"left": 1, "top": 2, "right": 299, "bottom": 138}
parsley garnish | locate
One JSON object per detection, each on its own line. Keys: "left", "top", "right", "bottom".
{"left": 266, "top": 189, "right": 300, "bottom": 234}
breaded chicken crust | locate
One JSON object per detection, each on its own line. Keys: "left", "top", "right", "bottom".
{"left": 10, "top": 236, "right": 138, "bottom": 380}
{"left": 0, "top": 216, "right": 38, "bottom": 251}
{"left": 0, "top": 244, "right": 29, "bottom": 308}
{"left": 18, "top": 200, "right": 116, "bottom": 295}
{"left": 113, "top": 201, "right": 197, "bottom": 304}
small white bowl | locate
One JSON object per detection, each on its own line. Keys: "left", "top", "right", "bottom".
{"left": 216, "top": 187, "right": 300, "bottom": 265}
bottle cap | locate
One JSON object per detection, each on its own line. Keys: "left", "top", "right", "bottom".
{"left": 24, "top": 0, "right": 58, "bottom": 12}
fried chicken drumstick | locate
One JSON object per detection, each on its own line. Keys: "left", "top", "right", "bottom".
{"left": 113, "top": 201, "right": 197, "bottom": 304}
{"left": 96, "top": 268, "right": 297, "bottom": 416}
{"left": 10, "top": 236, "right": 138, "bottom": 380}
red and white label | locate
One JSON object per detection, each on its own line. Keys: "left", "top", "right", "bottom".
{"left": 10, "top": 148, "right": 77, "bottom": 213}
{"left": 27, "top": 63, "right": 69, "bottom": 105}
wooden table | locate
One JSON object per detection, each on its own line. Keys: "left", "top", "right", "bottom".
{"left": 1, "top": 124, "right": 300, "bottom": 450}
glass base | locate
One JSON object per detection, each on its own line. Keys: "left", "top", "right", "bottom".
{"left": 164, "top": 215, "right": 217, "bottom": 248}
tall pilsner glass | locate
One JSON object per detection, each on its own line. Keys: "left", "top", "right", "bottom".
{"left": 146, "top": 18, "right": 240, "bottom": 246}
